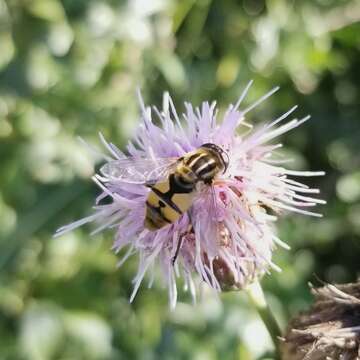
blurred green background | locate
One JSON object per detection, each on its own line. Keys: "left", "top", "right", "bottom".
{"left": 0, "top": 0, "right": 359, "bottom": 359}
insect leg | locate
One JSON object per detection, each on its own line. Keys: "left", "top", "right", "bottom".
{"left": 171, "top": 215, "right": 193, "bottom": 266}
{"left": 171, "top": 234, "right": 184, "bottom": 266}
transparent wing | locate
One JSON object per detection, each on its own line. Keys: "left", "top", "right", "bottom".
{"left": 100, "top": 157, "right": 179, "bottom": 184}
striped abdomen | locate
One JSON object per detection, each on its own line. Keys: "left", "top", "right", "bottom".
{"left": 145, "top": 174, "right": 195, "bottom": 231}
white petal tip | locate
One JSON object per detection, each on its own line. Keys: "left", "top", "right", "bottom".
{"left": 135, "top": 86, "right": 142, "bottom": 97}
{"left": 310, "top": 213, "right": 323, "bottom": 218}
{"left": 129, "top": 293, "right": 136, "bottom": 303}
{"left": 270, "top": 262, "right": 282, "bottom": 273}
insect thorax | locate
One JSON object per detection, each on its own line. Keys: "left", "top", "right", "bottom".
{"left": 179, "top": 148, "right": 222, "bottom": 185}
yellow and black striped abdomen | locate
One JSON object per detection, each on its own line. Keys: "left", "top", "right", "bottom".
{"left": 144, "top": 174, "right": 195, "bottom": 231}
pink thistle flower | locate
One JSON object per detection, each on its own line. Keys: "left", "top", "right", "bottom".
{"left": 56, "top": 81, "right": 325, "bottom": 308}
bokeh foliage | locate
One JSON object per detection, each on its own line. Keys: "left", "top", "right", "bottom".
{"left": 0, "top": 0, "right": 359, "bottom": 359}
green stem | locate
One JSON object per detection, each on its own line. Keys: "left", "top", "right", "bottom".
{"left": 246, "top": 281, "right": 282, "bottom": 359}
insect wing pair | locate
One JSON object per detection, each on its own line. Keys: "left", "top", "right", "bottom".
{"left": 100, "top": 157, "right": 179, "bottom": 185}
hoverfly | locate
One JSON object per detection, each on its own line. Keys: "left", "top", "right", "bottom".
{"left": 101, "top": 143, "right": 229, "bottom": 228}
{"left": 100, "top": 143, "right": 229, "bottom": 260}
